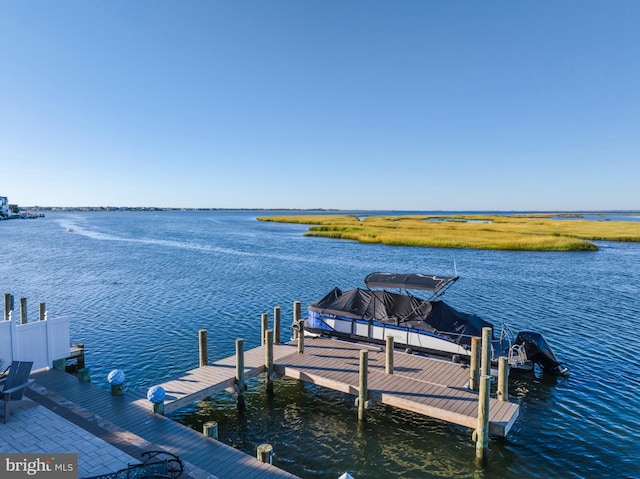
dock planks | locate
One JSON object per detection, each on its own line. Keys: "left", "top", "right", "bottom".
{"left": 154, "top": 343, "right": 296, "bottom": 415}
{"left": 29, "top": 336, "right": 519, "bottom": 479}
{"left": 29, "top": 368, "right": 299, "bottom": 479}
{"left": 275, "top": 338, "right": 518, "bottom": 436}
{"left": 158, "top": 337, "right": 519, "bottom": 437}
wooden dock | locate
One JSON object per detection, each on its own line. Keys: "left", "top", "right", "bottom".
{"left": 146, "top": 341, "right": 297, "bottom": 415}
{"left": 29, "top": 368, "right": 300, "bottom": 479}
{"left": 153, "top": 336, "right": 519, "bottom": 437}
{"left": 27, "top": 335, "right": 518, "bottom": 479}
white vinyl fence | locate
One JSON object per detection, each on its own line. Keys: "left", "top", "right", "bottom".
{"left": 0, "top": 315, "right": 70, "bottom": 371}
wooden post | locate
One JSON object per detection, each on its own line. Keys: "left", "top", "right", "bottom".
{"left": 52, "top": 359, "right": 65, "bottom": 370}
{"left": 470, "top": 336, "right": 481, "bottom": 391}
{"left": 273, "top": 306, "right": 281, "bottom": 344}
{"left": 261, "top": 313, "right": 268, "bottom": 345}
{"left": 20, "top": 297, "right": 27, "bottom": 324}
{"left": 481, "top": 327, "right": 492, "bottom": 377}
{"left": 385, "top": 335, "right": 394, "bottom": 374}
{"left": 111, "top": 383, "right": 124, "bottom": 396}
{"left": 4, "top": 293, "right": 12, "bottom": 321}
{"left": 199, "top": 329, "right": 208, "bottom": 367}
{"left": 203, "top": 421, "right": 219, "bottom": 440}
{"left": 77, "top": 368, "right": 91, "bottom": 383}
{"left": 76, "top": 343, "right": 86, "bottom": 369}
{"left": 265, "top": 329, "right": 274, "bottom": 394}
{"left": 475, "top": 374, "right": 491, "bottom": 464}
{"left": 293, "top": 300, "right": 301, "bottom": 339}
{"left": 297, "top": 320, "right": 305, "bottom": 353}
{"left": 152, "top": 401, "right": 165, "bottom": 415}
{"left": 236, "top": 338, "right": 245, "bottom": 405}
{"left": 147, "top": 386, "right": 165, "bottom": 413}
{"left": 39, "top": 302, "right": 46, "bottom": 321}
{"left": 358, "top": 349, "right": 368, "bottom": 422}
{"left": 257, "top": 444, "right": 273, "bottom": 464}
{"left": 497, "top": 356, "right": 509, "bottom": 401}
{"left": 108, "top": 370, "right": 125, "bottom": 396}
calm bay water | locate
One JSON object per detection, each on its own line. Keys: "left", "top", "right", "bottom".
{"left": 1, "top": 211, "right": 638, "bottom": 479}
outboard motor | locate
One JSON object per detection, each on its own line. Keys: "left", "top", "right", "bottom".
{"left": 515, "top": 331, "right": 568, "bottom": 375}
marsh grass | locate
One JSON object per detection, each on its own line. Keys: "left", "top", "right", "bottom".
{"left": 257, "top": 214, "right": 640, "bottom": 251}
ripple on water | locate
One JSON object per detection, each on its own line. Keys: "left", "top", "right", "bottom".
{"left": 3, "top": 212, "right": 640, "bottom": 479}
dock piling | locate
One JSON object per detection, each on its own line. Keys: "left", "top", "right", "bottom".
{"left": 108, "top": 369, "right": 125, "bottom": 396}
{"left": 77, "top": 367, "right": 91, "bottom": 383}
{"left": 110, "top": 384, "right": 124, "bottom": 396}
{"left": 203, "top": 421, "right": 219, "bottom": 440}
{"left": 385, "top": 336, "right": 394, "bottom": 374}
{"left": 20, "top": 297, "right": 27, "bottom": 324}
{"left": 497, "top": 356, "right": 509, "bottom": 401}
{"left": 265, "top": 329, "right": 274, "bottom": 394}
{"left": 475, "top": 374, "right": 491, "bottom": 464}
{"left": 76, "top": 343, "right": 86, "bottom": 369}
{"left": 358, "top": 349, "right": 369, "bottom": 421}
{"left": 292, "top": 301, "right": 301, "bottom": 339}
{"left": 297, "top": 320, "right": 305, "bottom": 353}
{"left": 257, "top": 444, "right": 273, "bottom": 464}
{"left": 481, "top": 327, "right": 492, "bottom": 377}
{"left": 146, "top": 386, "right": 165, "bottom": 414}
{"left": 3, "top": 293, "right": 12, "bottom": 321}
{"left": 273, "top": 306, "right": 281, "bottom": 344}
{"left": 236, "top": 338, "right": 246, "bottom": 405}
{"left": 39, "top": 302, "right": 46, "bottom": 321}
{"left": 261, "top": 313, "right": 269, "bottom": 345}
{"left": 199, "top": 329, "right": 208, "bottom": 367}
{"left": 52, "top": 359, "right": 65, "bottom": 370}
{"left": 469, "top": 336, "right": 480, "bottom": 391}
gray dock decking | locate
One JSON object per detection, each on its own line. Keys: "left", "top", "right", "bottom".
{"left": 28, "top": 336, "right": 519, "bottom": 479}
{"left": 29, "top": 368, "right": 299, "bottom": 479}
{"left": 154, "top": 337, "right": 519, "bottom": 437}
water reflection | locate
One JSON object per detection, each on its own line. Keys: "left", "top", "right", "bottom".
{"left": 171, "top": 375, "right": 529, "bottom": 479}
{"left": 4, "top": 211, "right": 639, "bottom": 479}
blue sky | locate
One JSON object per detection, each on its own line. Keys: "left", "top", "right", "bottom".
{"left": 1, "top": 1, "right": 638, "bottom": 210}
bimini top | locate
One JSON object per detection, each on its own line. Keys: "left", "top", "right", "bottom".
{"left": 364, "top": 273, "right": 458, "bottom": 293}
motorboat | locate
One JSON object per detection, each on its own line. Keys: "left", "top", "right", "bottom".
{"left": 306, "top": 272, "right": 568, "bottom": 375}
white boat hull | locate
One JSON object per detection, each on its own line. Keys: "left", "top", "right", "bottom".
{"left": 310, "top": 313, "right": 473, "bottom": 359}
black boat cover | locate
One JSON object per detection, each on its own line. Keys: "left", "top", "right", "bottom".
{"left": 364, "top": 273, "right": 458, "bottom": 293}
{"left": 309, "top": 286, "right": 491, "bottom": 344}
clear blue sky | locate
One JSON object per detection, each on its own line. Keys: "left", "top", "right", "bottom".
{"left": 1, "top": 1, "right": 638, "bottom": 210}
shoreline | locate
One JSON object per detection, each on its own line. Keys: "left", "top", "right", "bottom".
{"left": 258, "top": 213, "right": 640, "bottom": 251}
{"left": 13, "top": 206, "right": 640, "bottom": 214}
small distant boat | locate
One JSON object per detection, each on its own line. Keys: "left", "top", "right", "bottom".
{"left": 67, "top": 227, "right": 74, "bottom": 232}
{"left": 306, "top": 272, "right": 568, "bottom": 376}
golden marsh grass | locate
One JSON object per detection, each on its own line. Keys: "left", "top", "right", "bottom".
{"left": 257, "top": 214, "right": 640, "bottom": 251}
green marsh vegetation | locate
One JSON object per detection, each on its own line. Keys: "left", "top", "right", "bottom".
{"left": 257, "top": 214, "right": 640, "bottom": 251}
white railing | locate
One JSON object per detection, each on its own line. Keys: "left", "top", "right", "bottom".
{"left": 0, "top": 315, "right": 70, "bottom": 371}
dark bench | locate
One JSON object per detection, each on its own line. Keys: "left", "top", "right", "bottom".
{"left": 81, "top": 450, "right": 184, "bottom": 479}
